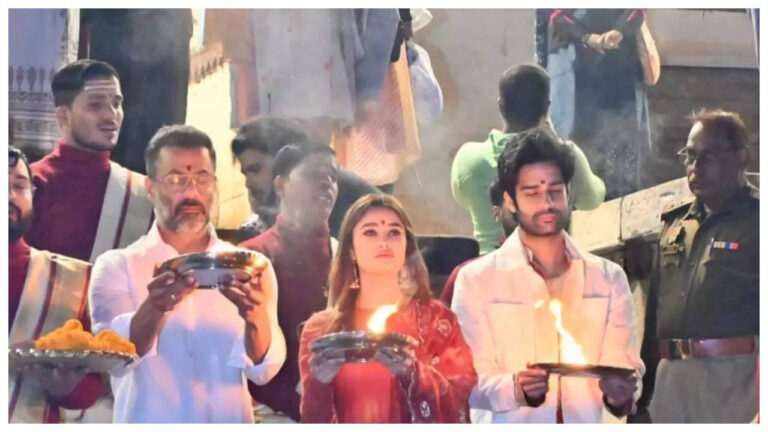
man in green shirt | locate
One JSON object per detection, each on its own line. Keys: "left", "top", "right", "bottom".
{"left": 451, "top": 63, "right": 605, "bottom": 254}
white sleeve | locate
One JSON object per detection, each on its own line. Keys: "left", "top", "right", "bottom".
{"left": 600, "top": 262, "right": 645, "bottom": 405}
{"left": 227, "top": 260, "right": 286, "bottom": 384}
{"left": 451, "top": 267, "right": 522, "bottom": 413}
{"left": 88, "top": 251, "right": 157, "bottom": 377}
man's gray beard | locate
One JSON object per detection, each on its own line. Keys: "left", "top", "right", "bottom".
{"left": 163, "top": 213, "right": 209, "bottom": 235}
{"left": 174, "top": 218, "right": 209, "bottom": 235}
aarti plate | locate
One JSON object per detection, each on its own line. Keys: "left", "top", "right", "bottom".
{"left": 310, "top": 331, "right": 418, "bottom": 364}
{"left": 532, "top": 362, "right": 635, "bottom": 379}
{"left": 157, "top": 250, "right": 269, "bottom": 288}
{"left": 9, "top": 348, "right": 138, "bottom": 374}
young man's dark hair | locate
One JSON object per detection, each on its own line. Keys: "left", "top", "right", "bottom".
{"left": 9, "top": 146, "right": 33, "bottom": 179}
{"left": 51, "top": 59, "right": 120, "bottom": 107}
{"left": 231, "top": 116, "right": 311, "bottom": 160}
{"left": 232, "top": 116, "right": 379, "bottom": 238}
{"left": 144, "top": 125, "right": 217, "bottom": 179}
{"left": 498, "top": 63, "right": 550, "bottom": 131}
{"left": 272, "top": 141, "right": 336, "bottom": 180}
{"left": 489, "top": 178, "right": 503, "bottom": 207}
{"left": 497, "top": 127, "right": 575, "bottom": 202}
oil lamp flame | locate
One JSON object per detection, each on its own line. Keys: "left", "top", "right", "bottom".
{"left": 548, "top": 299, "right": 586, "bottom": 364}
{"left": 367, "top": 305, "right": 398, "bottom": 334}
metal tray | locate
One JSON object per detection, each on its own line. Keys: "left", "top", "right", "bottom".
{"left": 9, "top": 348, "right": 138, "bottom": 374}
{"left": 309, "top": 331, "right": 418, "bottom": 363}
{"left": 532, "top": 362, "right": 635, "bottom": 379}
{"left": 157, "top": 250, "right": 269, "bottom": 288}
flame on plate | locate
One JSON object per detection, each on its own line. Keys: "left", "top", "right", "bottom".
{"left": 548, "top": 299, "right": 586, "bottom": 364}
{"left": 367, "top": 305, "right": 398, "bottom": 334}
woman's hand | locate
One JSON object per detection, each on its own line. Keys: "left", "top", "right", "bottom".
{"left": 598, "top": 29, "right": 624, "bottom": 50}
{"left": 583, "top": 33, "right": 605, "bottom": 54}
{"left": 309, "top": 348, "right": 346, "bottom": 384}
{"left": 374, "top": 346, "right": 416, "bottom": 377}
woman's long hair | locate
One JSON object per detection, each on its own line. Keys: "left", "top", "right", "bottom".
{"left": 326, "top": 194, "right": 431, "bottom": 333}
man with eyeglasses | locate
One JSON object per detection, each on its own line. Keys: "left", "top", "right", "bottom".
{"left": 9, "top": 146, "right": 104, "bottom": 423}
{"left": 25, "top": 60, "right": 153, "bottom": 263}
{"left": 88, "top": 125, "right": 286, "bottom": 422}
{"left": 638, "top": 109, "right": 759, "bottom": 423}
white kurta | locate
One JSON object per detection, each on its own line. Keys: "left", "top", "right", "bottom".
{"left": 452, "top": 229, "right": 644, "bottom": 423}
{"left": 89, "top": 223, "right": 286, "bottom": 423}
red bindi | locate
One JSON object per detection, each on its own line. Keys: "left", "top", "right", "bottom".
{"left": 380, "top": 220, "right": 386, "bottom": 225}
{"left": 186, "top": 165, "right": 192, "bottom": 172}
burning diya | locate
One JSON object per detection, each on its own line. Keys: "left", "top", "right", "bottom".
{"left": 531, "top": 300, "right": 635, "bottom": 379}
{"left": 310, "top": 305, "right": 419, "bottom": 363}
{"left": 157, "top": 250, "right": 269, "bottom": 289}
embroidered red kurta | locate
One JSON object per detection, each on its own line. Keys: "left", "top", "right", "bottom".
{"left": 26, "top": 142, "right": 111, "bottom": 261}
{"left": 299, "top": 299, "right": 477, "bottom": 423}
{"left": 8, "top": 238, "right": 103, "bottom": 423}
{"left": 330, "top": 307, "right": 405, "bottom": 422}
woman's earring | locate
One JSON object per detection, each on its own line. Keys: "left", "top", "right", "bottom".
{"left": 398, "top": 267, "right": 412, "bottom": 292}
{"left": 350, "top": 259, "right": 361, "bottom": 290}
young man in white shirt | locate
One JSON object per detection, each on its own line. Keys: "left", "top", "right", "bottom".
{"left": 89, "top": 125, "right": 286, "bottom": 423}
{"left": 452, "top": 128, "right": 643, "bottom": 423}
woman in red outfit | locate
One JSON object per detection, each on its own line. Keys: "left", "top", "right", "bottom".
{"left": 299, "top": 194, "right": 478, "bottom": 423}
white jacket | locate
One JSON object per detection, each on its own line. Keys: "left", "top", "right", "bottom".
{"left": 451, "top": 229, "right": 644, "bottom": 423}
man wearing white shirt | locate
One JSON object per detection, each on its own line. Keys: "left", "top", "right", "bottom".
{"left": 89, "top": 125, "right": 286, "bottom": 423}
{"left": 452, "top": 129, "right": 642, "bottom": 423}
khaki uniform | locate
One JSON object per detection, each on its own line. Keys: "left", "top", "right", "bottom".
{"left": 640, "top": 184, "right": 759, "bottom": 423}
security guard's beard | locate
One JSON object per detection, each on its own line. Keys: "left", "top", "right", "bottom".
{"left": 9, "top": 203, "right": 33, "bottom": 242}
{"left": 517, "top": 207, "right": 571, "bottom": 238}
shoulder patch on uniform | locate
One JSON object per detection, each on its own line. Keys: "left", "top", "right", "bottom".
{"left": 661, "top": 198, "right": 694, "bottom": 220}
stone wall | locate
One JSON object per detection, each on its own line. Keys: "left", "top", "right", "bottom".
{"left": 644, "top": 66, "right": 760, "bottom": 188}
{"left": 186, "top": 53, "right": 252, "bottom": 229}
{"left": 393, "top": 9, "right": 759, "bottom": 238}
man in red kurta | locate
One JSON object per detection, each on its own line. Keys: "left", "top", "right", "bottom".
{"left": 239, "top": 142, "right": 339, "bottom": 421}
{"left": 25, "top": 60, "right": 154, "bottom": 263}
{"left": 9, "top": 146, "right": 103, "bottom": 423}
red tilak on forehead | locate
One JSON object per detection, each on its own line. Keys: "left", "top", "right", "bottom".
{"left": 186, "top": 165, "right": 192, "bottom": 172}
{"left": 380, "top": 220, "right": 386, "bottom": 225}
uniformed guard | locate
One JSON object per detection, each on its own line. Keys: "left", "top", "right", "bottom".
{"left": 638, "top": 109, "right": 759, "bottom": 423}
